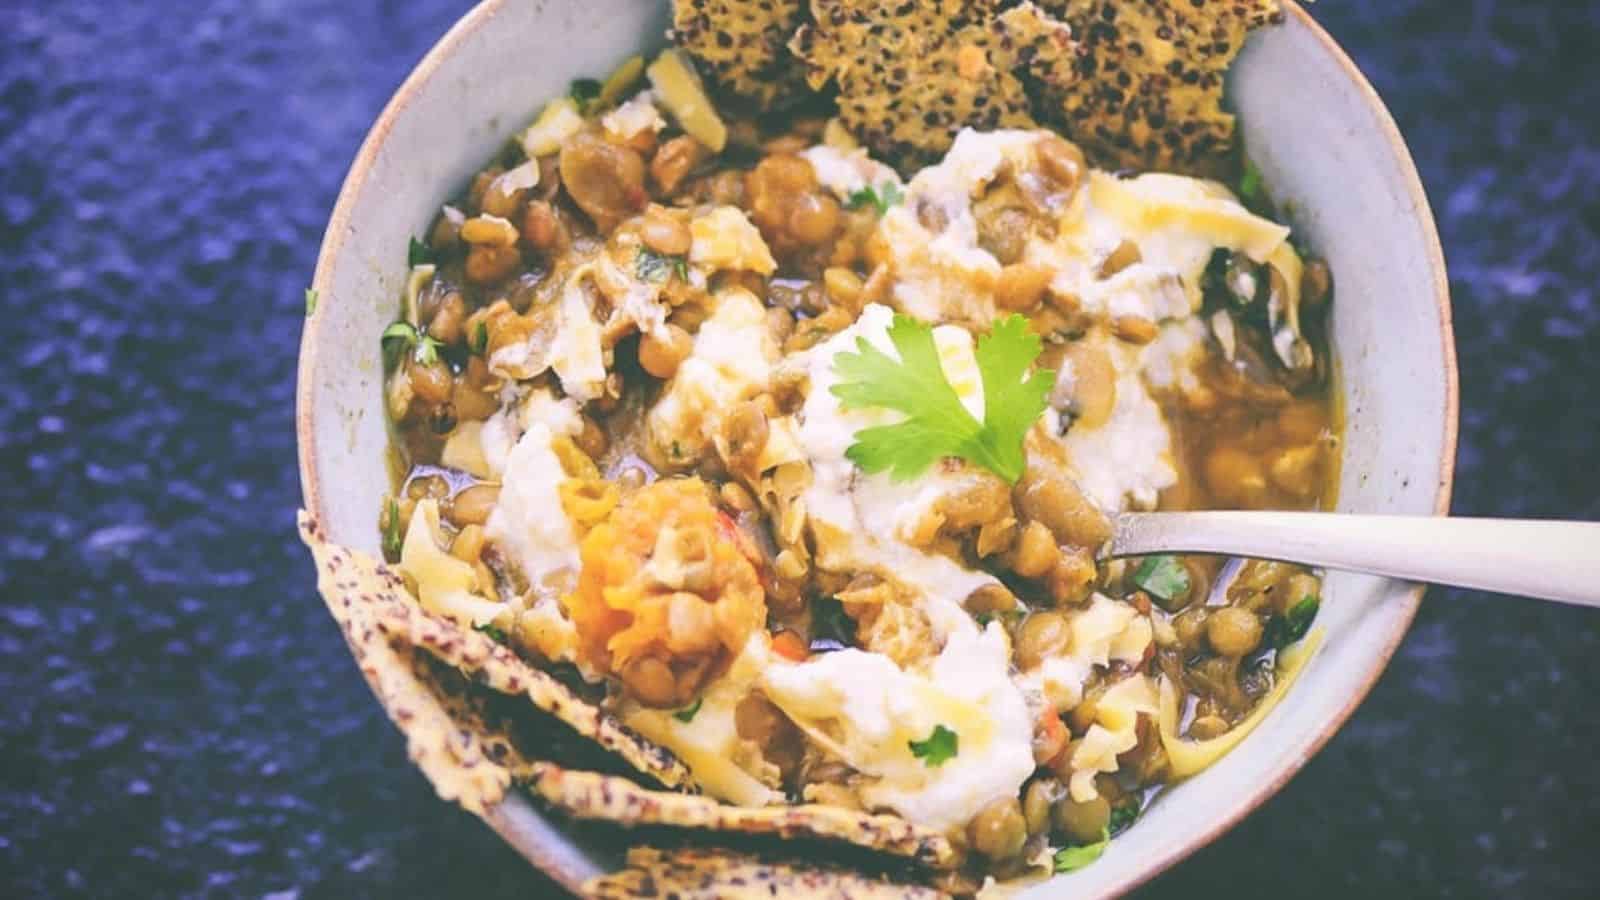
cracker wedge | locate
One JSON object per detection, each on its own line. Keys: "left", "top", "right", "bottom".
{"left": 1039, "top": 0, "right": 1282, "bottom": 171}
{"left": 790, "top": 0, "right": 1078, "bottom": 169}
{"left": 584, "top": 846, "right": 945, "bottom": 900}
{"left": 523, "top": 762, "right": 957, "bottom": 868}
{"left": 670, "top": 0, "right": 810, "bottom": 107}
{"left": 301, "top": 513, "right": 513, "bottom": 814}
{"left": 298, "top": 512, "right": 695, "bottom": 796}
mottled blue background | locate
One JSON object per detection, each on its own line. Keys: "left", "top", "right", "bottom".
{"left": 2, "top": 1, "right": 1597, "bottom": 897}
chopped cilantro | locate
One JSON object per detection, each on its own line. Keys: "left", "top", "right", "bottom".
{"left": 569, "top": 77, "right": 603, "bottom": 113}
{"left": 908, "top": 724, "right": 958, "bottom": 767}
{"left": 1130, "top": 555, "right": 1191, "bottom": 604}
{"left": 473, "top": 621, "right": 509, "bottom": 644}
{"left": 673, "top": 697, "right": 704, "bottom": 723}
{"left": 1053, "top": 830, "right": 1109, "bottom": 873}
{"left": 845, "top": 180, "right": 904, "bottom": 215}
{"left": 1238, "top": 160, "right": 1264, "bottom": 205}
{"left": 380, "top": 321, "right": 444, "bottom": 367}
{"left": 413, "top": 334, "right": 443, "bottom": 367}
{"left": 830, "top": 313, "right": 1051, "bottom": 483}
{"left": 1108, "top": 799, "right": 1140, "bottom": 835}
{"left": 408, "top": 236, "right": 435, "bottom": 267}
{"left": 809, "top": 595, "right": 857, "bottom": 652}
{"left": 382, "top": 497, "right": 403, "bottom": 560}
{"left": 1267, "top": 594, "right": 1320, "bottom": 651}
{"left": 636, "top": 247, "right": 690, "bottom": 283}
{"left": 304, "top": 288, "right": 318, "bottom": 316}
{"left": 670, "top": 440, "right": 682, "bottom": 458}
{"left": 471, "top": 321, "right": 489, "bottom": 356}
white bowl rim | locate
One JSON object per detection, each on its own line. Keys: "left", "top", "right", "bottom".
{"left": 295, "top": 1, "right": 1459, "bottom": 895}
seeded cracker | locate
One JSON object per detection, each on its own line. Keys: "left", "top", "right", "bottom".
{"left": 298, "top": 512, "right": 695, "bottom": 799}
{"left": 1039, "top": 0, "right": 1283, "bottom": 172}
{"left": 670, "top": 0, "right": 810, "bottom": 107}
{"left": 523, "top": 762, "right": 957, "bottom": 868}
{"left": 789, "top": 0, "right": 1078, "bottom": 169}
{"left": 300, "top": 513, "right": 513, "bottom": 814}
{"left": 584, "top": 846, "right": 944, "bottom": 900}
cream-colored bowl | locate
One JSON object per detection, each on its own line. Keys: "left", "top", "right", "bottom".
{"left": 297, "top": 1, "right": 1457, "bottom": 894}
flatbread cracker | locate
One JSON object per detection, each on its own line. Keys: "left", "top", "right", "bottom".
{"left": 298, "top": 511, "right": 695, "bottom": 795}
{"left": 584, "top": 846, "right": 945, "bottom": 900}
{"left": 301, "top": 513, "right": 514, "bottom": 814}
{"left": 523, "top": 762, "right": 957, "bottom": 868}
{"left": 790, "top": 0, "right": 1078, "bottom": 169}
{"left": 670, "top": 0, "right": 809, "bottom": 107}
{"left": 1039, "top": 0, "right": 1282, "bottom": 171}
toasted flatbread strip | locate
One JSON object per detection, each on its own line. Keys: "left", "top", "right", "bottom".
{"left": 584, "top": 846, "right": 946, "bottom": 900}
{"left": 670, "top": 0, "right": 809, "bottom": 107}
{"left": 789, "top": 0, "right": 1078, "bottom": 169}
{"left": 1037, "top": 0, "right": 1282, "bottom": 171}
{"left": 300, "top": 512, "right": 513, "bottom": 814}
{"left": 522, "top": 761, "right": 956, "bottom": 869}
{"left": 299, "top": 511, "right": 696, "bottom": 794}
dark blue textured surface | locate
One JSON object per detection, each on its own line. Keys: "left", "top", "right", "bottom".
{"left": 2, "top": 1, "right": 1596, "bottom": 896}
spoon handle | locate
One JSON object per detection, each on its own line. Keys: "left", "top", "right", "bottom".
{"left": 1107, "top": 512, "right": 1600, "bottom": 607}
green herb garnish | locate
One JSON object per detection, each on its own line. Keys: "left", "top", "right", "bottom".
{"left": 809, "top": 595, "right": 857, "bottom": 651}
{"left": 472, "top": 321, "right": 489, "bottom": 356}
{"left": 382, "top": 497, "right": 403, "bottom": 560}
{"left": 845, "top": 180, "right": 904, "bottom": 215}
{"left": 473, "top": 622, "right": 509, "bottom": 644}
{"left": 304, "top": 288, "right": 318, "bottom": 316}
{"left": 636, "top": 247, "right": 690, "bottom": 283}
{"left": 1108, "top": 799, "right": 1140, "bottom": 835}
{"left": 1267, "top": 594, "right": 1320, "bottom": 651}
{"left": 673, "top": 698, "right": 704, "bottom": 723}
{"left": 908, "top": 724, "right": 958, "bottom": 767}
{"left": 569, "top": 77, "right": 603, "bottom": 113}
{"left": 408, "top": 236, "right": 435, "bottom": 268}
{"left": 380, "top": 321, "right": 444, "bottom": 367}
{"left": 1130, "top": 555, "right": 1191, "bottom": 603}
{"left": 1053, "top": 830, "right": 1109, "bottom": 873}
{"left": 1237, "top": 160, "right": 1263, "bottom": 205}
{"left": 830, "top": 313, "right": 1051, "bottom": 483}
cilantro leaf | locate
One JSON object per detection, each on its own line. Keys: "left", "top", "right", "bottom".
{"left": 1267, "top": 593, "right": 1319, "bottom": 651}
{"left": 408, "top": 236, "right": 435, "bottom": 267}
{"left": 809, "top": 595, "right": 857, "bottom": 652}
{"left": 1237, "top": 161, "right": 1263, "bottom": 205}
{"left": 973, "top": 315, "right": 1054, "bottom": 481}
{"left": 1131, "top": 555, "right": 1191, "bottom": 605}
{"left": 381, "top": 321, "right": 418, "bottom": 369}
{"left": 830, "top": 314, "right": 1050, "bottom": 483}
{"left": 382, "top": 497, "right": 403, "bottom": 560}
{"left": 673, "top": 697, "right": 704, "bottom": 723}
{"left": 413, "top": 334, "right": 444, "bottom": 367}
{"left": 1108, "top": 798, "right": 1140, "bottom": 835}
{"left": 304, "top": 288, "right": 318, "bottom": 316}
{"left": 380, "top": 321, "right": 444, "bottom": 367}
{"left": 473, "top": 621, "right": 509, "bottom": 644}
{"left": 845, "top": 180, "right": 904, "bottom": 215}
{"left": 472, "top": 321, "right": 489, "bottom": 356}
{"left": 1053, "top": 830, "right": 1109, "bottom": 873}
{"left": 908, "top": 724, "right": 958, "bottom": 767}
{"left": 636, "top": 247, "right": 689, "bottom": 283}
{"left": 569, "top": 77, "right": 603, "bottom": 113}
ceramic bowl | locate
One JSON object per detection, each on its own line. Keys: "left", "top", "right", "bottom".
{"left": 297, "top": 1, "right": 1457, "bottom": 894}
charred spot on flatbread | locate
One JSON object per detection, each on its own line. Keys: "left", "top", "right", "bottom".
{"left": 521, "top": 762, "right": 957, "bottom": 869}
{"left": 298, "top": 511, "right": 695, "bottom": 800}
{"left": 789, "top": 0, "right": 1079, "bottom": 169}
{"left": 670, "top": 0, "right": 811, "bottom": 107}
{"left": 583, "top": 846, "right": 945, "bottom": 900}
{"left": 1037, "top": 0, "right": 1282, "bottom": 172}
